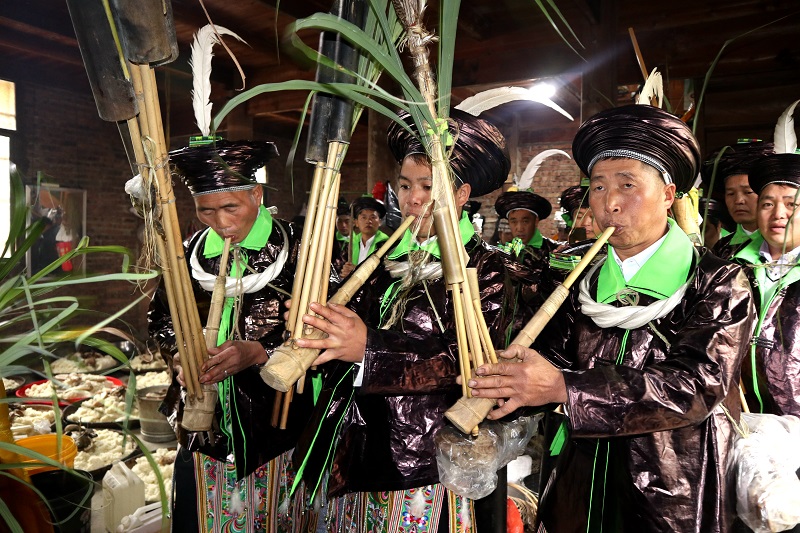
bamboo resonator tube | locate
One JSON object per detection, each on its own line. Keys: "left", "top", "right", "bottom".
{"left": 126, "top": 64, "right": 211, "bottom": 431}
{"left": 262, "top": 215, "right": 415, "bottom": 393}
{"left": 389, "top": 0, "right": 501, "bottom": 437}
{"left": 180, "top": 237, "right": 231, "bottom": 432}
{"left": 445, "top": 226, "right": 615, "bottom": 434}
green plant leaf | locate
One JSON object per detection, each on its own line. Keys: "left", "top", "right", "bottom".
{"left": 436, "top": 0, "right": 460, "bottom": 115}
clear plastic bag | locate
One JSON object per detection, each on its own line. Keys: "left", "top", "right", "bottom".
{"left": 435, "top": 414, "right": 539, "bottom": 500}
{"left": 730, "top": 413, "right": 800, "bottom": 532}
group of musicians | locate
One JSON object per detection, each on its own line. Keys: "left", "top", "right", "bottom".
{"left": 149, "top": 100, "right": 800, "bottom": 533}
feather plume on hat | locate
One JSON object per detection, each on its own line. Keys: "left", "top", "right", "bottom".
{"left": 511, "top": 149, "right": 571, "bottom": 192}
{"left": 773, "top": 99, "right": 799, "bottom": 155}
{"left": 749, "top": 99, "right": 800, "bottom": 194}
{"left": 190, "top": 25, "right": 246, "bottom": 137}
{"left": 636, "top": 68, "right": 663, "bottom": 108}
{"left": 455, "top": 86, "right": 574, "bottom": 121}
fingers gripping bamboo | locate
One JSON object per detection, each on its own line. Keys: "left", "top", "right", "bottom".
{"left": 261, "top": 216, "right": 416, "bottom": 392}
{"left": 274, "top": 142, "right": 345, "bottom": 425}
{"left": 445, "top": 226, "right": 616, "bottom": 433}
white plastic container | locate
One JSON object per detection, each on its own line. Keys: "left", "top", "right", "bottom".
{"left": 103, "top": 460, "right": 146, "bottom": 532}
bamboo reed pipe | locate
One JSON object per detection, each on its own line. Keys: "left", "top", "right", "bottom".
{"left": 131, "top": 64, "right": 207, "bottom": 403}
{"left": 271, "top": 391, "right": 284, "bottom": 427}
{"left": 140, "top": 66, "right": 208, "bottom": 376}
{"left": 127, "top": 67, "right": 199, "bottom": 399}
{"left": 511, "top": 226, "right": 614, "bottom": 347}
{"left": 445, "top": 226, "right": 615, "bottom": 434}
{"left": 451, "top": 287, "right": 471, "bottom": 398}
{"left": 279, "top": 387, "right": 293, "bottom": 430}
{"left": 287, "top": 162, "right": 325, "bottom": 334}
{"left": 205, "top": 238, "right": 232, "bottom": 349}
{"left": 295, "top": 143, "right": 344, "bottom": 339}
{"left": 261, "top": 216, "right": 416, "bottom": 392}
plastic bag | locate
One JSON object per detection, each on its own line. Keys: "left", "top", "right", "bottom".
{"left": 435, "top": 414, "right": 539, "bottom": 500}
{"left": 730, "top": 413, "right": 800, "bottom": 532}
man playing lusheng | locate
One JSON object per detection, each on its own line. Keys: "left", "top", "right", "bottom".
{"left": 468, "top": 104, "right": 755, "bottom": 533}
{"left": 733, "top": 151, "right": 800, "bottom": 417}
{"left": 340, "top": 195, "right": 389, "bottom": 278}
{"left": 290, "top": 109, "right": 526, "bottom": 532}
{"left": 703, "top": 140, "right": 774, "bottom": 259}
{"left": 149, "top": 140, "right": 318, "bottom": 532}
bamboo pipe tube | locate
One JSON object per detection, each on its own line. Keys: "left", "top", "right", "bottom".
{"left": 445, "top": 226, "right": 615, "bottom": 434}
{"left": 204, "top": 237, "right": 232, "bottom": 350}
{"left": 183, "top": 237, "right": 231, "bottom": 432}
{"left": 294, "top": 143, "right": 344, "bottom": 339}
{"left": 260, "top": 215, "right": 416, "bottom": 392}
{"left": 451, "top": 286, "right": 471, "bottom": 398}
{"left": 318, "top": 176, "right": 341, "bottom": 327}
{"left": 511, "top": 227, "right": 614, "bottom": 347}
{"left": 279, "top": 387, "right": 293, "bottom": 430}
{"left": 467, "top": 268, "right": 498, "bottom": 365}
{"left": 156, "top": 236, "right": 197, "bottom": 398}
{"left": 140, "top": 65, "right": 208, "bottom": 377}
{"left": 287, "top": 162, "right": 325, "bottom": 335}
{"left": 131, "top": 64, "right": 206, "bottom": 403}
{"left": 127, "top": 70, "right": 199, "bottom": 399}
{"left": 270, "top": 391, "right": 284, "bottom": 427}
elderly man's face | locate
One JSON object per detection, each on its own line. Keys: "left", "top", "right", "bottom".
{"left": 724, "top": 174, "right": 758, "bottom": 231}
{"left": 589, "top": 158, "right": 675, "bottom": 260}
{"left": 194, "top": 186, "right": 262, "bottom": 244}
{"left": 507, "top": 210, "right": 538, "bottom": 243}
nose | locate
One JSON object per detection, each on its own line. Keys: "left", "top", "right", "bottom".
{"left": 603, "top": 189, "right": 622, "bottom": 214}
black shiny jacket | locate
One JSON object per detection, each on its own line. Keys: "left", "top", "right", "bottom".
{"left": 294, "top": 235, "right": 533, "bottom": 497}
{"left": 149, "top": 219, "right": 317, "bottom": 480}
{"left": 534, "top": 251, "right": 754, "bottom": 533}
{"left": 712, "top": 231, "right": 750, "bottom": 260}
{"left": 736, "top": 265, "right": 800, "bottom": 417}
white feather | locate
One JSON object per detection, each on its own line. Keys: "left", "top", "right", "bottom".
{"left": 516, "top": 149, "right": 571, "bottom": 191}
{"left": 774, "top": 99, "right": 799, "bottom": 155}
{"left": 409, "top": 487, "right": 427, "bottom": 517}
{"left": 190, "top": 25, "right": 247, "bottom": 136}
{"left": 455, "top": 87, "right": 574, "bottom": 121}
{"left": 636, "top": 68, "right": 663, "bottom": 108}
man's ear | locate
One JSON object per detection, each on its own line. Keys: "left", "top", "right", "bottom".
{"left": 253, "top": 185, "right": 264, "bottom": 204}
{"left": 455, "top": 183, "right": 472, "bottom": 208}
{"left": 664, "top": 183, "right": 676, "bottom": 209}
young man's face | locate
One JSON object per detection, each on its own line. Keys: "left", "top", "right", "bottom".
{"left": 396, "top": 157, "right": 470, "bottom": 242}
{"left": 336, "top": 214, "right": 351, "bottom": 236}
{"left": 758, "top": 183, "right": 800, "bottom": 258}
{"left": 589, "top": 158, "right": 675, "bottom": 261}
{"left": 356, "top": 209, "right": 380, "bottom": 239}
{"left": 507, "top": 210, "right": 538, "bottom": 243}
{"left": 573, "top": 207, "right": 597, "bottom": 239}
{"left": 724, "top": 174, "right": 758, "bottom": 231}
{"left": 194, "top": 186, "right": 262, "bottom": 244}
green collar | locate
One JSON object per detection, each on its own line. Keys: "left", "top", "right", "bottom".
{"left": 335, "top": 231, "right": 349, "bottom": 242}
{"left": 735, "top": 232, "right": 800, "bottom": 310}
{"left": 203, "top": 205, "right": 273, "bottom": 258}
{"left": 597, "top": 219, "right": 694, "bottom": 303}
{"left": 387, "top": 212, "right": 475, "bottom": 260}
{"left": 351, "top": 230, "right": 388, "bottom": 263}
{"left": 527, "top": 229, "right": 544, "bottom": 249}
{"left": 730, "top": 224, "right": 755, "bottom": 246}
